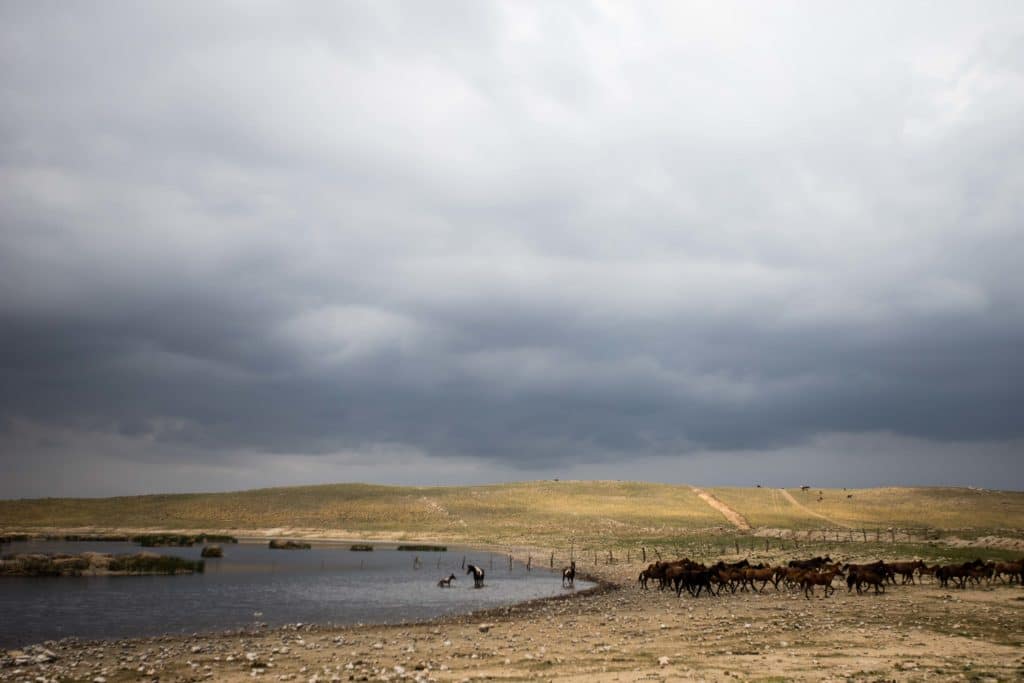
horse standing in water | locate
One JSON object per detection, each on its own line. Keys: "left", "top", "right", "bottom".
{"left": 562, "top": 561, "right": 576, "bottom": 587}
{"left": 437, "top": 573, "right": 457, "bottom": 588}
{"left": 466, "top": 563, "right": 485, "bottom": 588}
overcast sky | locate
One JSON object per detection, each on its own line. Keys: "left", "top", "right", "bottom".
{"left": 1, "top": 2, "right": 1022, "bottom": 498}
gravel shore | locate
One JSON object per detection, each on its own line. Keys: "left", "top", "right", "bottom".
{"left": 3, "top": 554, "right": 1023, "bottom": 682}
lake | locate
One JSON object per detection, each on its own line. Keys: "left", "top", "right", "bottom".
{"left": 0, "top": 541, "right": 590, "bottom": 648}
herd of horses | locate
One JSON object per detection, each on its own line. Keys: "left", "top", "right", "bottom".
{"left": 637, "top": 555, "right": 1024, "bottom": 599}
{"left": 435, "top": 554, "right": 1024, "bottom": 597}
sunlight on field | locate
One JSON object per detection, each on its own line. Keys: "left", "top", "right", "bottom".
{"left": 2, "top": 482, "right": 1022, "bottom": 548}
{"left": 707, "top": 487, "right": 822, "bottom": 529}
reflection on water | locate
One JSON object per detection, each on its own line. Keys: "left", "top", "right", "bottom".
{"left": 0, "top": 541, "right": 590, "bottom": 647}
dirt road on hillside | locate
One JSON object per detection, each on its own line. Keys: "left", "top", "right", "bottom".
{"left": 691, "top": 486, "right": 752, "bottom": 530}
{"left": 779, "top": 488, "right": 853, "bottom": 528}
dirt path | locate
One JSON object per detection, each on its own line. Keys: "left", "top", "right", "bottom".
{"left": 778, "top": 488, "right": 853, "bottom": 528}
{"left": 690, "top": 486, "right": 751, "bottom": 530}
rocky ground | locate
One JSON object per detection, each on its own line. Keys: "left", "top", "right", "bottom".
{"left": 3, "top": 553, "right": 1023, "bottom": 683}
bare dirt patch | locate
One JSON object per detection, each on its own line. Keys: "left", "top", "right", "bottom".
{"left": 691, "top": 486, "right": 752, "bottom": 531}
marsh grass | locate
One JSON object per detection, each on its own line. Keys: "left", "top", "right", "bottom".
{"left": 108, "top": 555, "right": 204, "bottom": 574}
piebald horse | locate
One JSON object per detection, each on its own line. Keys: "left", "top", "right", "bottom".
{"left": 466, "top": 563, "right": 485, "bottom": 588}
{"left": 437, "top": 573, "right": 457, "bottom": 588}
{"left": 562, "top": 560, "right": 576, "bottom": 587}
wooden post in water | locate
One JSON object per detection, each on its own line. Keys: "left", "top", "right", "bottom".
{"left": 642, "top": 547, "right": 646, "bottom": 562}
{"left": 527, "top": 555, "right": 532, "bottom": 571}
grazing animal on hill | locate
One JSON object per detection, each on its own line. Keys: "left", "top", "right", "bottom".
{"left": 562, "top": 561, "right": 577, "bottom": 587}
{"left": 437, "top": 573, "right": 456, "bottom": 588}
{"left": 466, "top": 563, "right": 485, "bottom": 588}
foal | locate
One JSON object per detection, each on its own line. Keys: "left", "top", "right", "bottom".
{"left": 562, "top": 561, "right": 576, "bottom": 587}
{"left": 437, "top": 573, "right": 457, "bottom": 588}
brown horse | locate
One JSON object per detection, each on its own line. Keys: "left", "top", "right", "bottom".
{"left": 437, "top": 573, "right": 457, "bottom": 587}
{"left": 801, "top": 566, "right": 842, "bottom": 598}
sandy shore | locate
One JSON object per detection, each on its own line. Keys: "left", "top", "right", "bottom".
{"left": 2, "top": 537, "right": 1023, "bottom": 682}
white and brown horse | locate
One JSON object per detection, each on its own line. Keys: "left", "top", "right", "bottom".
{"left": 466, "top": 563, "right": 485, "bottom": 588}
{"left": 437, "top": 573, "right": 457, "bottom": 587}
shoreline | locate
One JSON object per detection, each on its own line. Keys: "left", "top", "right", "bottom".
{"left": 2, "top": 536, "right": 1022, "bottom": 681}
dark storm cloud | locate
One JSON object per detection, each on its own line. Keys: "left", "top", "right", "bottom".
{"left": 1, "top": 2, "right": 1023, "bottom": 496}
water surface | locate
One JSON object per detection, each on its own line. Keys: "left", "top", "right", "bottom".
{"left": 0, "top": 541, "right": 590, "bottom": 647}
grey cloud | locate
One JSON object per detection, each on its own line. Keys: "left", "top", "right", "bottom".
{"left": 1, "top": 2, "right": 1023, "bottom": 496}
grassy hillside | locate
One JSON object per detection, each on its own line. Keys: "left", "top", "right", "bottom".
{"left": 2, "top": 481, "right": 1022, "bottom": 547}
{"left": 706, "top": 486, "right": 1024, "bottom": 532}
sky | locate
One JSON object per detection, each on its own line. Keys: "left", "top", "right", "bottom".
{"left": 1, "top": 1, "right": 1023, "bottom": 498}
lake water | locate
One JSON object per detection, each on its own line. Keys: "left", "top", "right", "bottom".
{"left": 0, "top": 541, "right": 591, "bottom": 648}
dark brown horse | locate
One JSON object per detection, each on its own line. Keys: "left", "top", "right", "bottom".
{"left": 562, "top": 561, "right": 576, "bottom": 587}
